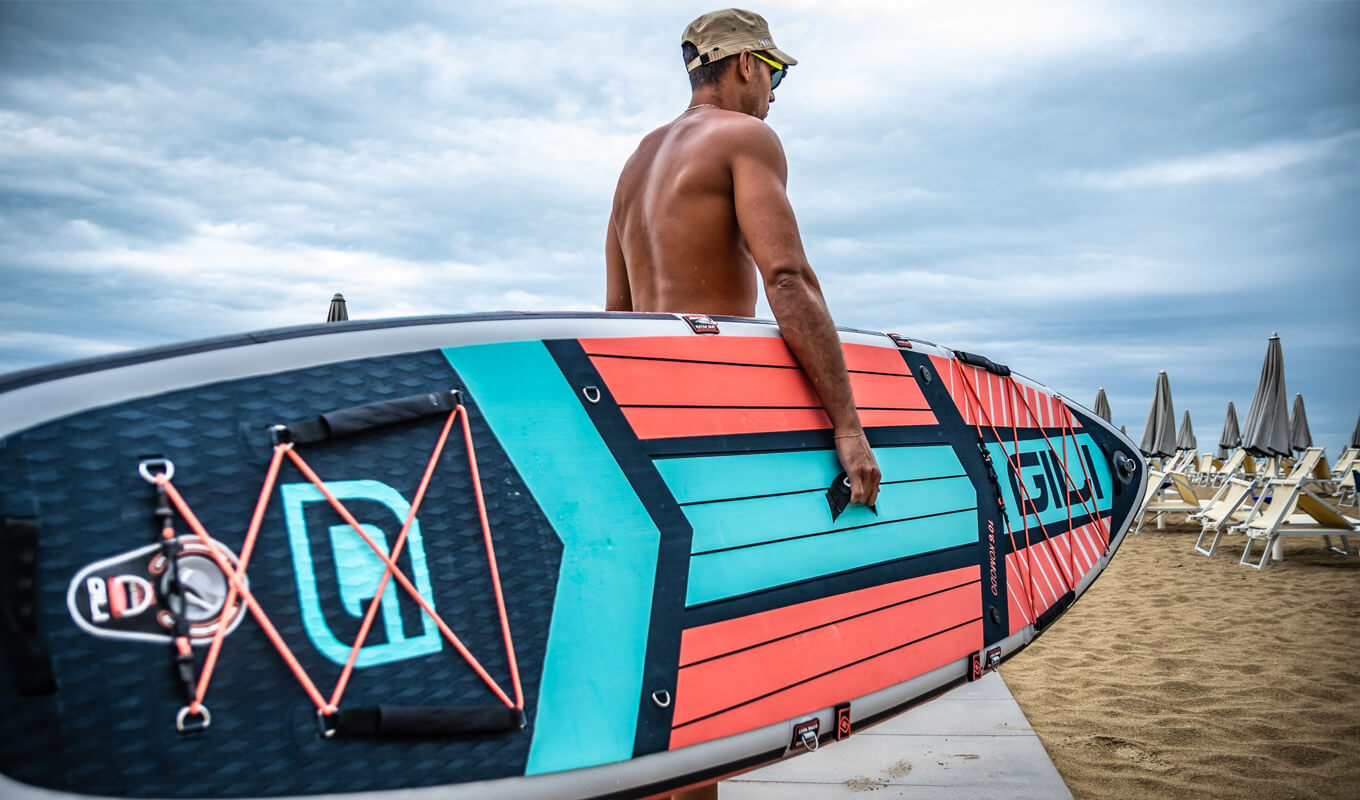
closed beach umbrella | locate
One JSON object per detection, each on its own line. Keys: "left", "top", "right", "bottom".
{"left": 1094, "top": 388, "right": 1112, "bottom": 422}
{"left": 1240, "top": 333, "right": 1291, "bottom": 460}
{"left": 1140, "top": 371, "right": 1177, "bottom": 459}
{"left": 1176, "top": 409, "right": 1197, "bottom": 452}
{"left": 1351, "top": 412, "right": 1360, "bottom": 450}
{"left": 326, "top": 293, "right": 348, "bottom": 322}
{"left": 1290, "top": 393, "right": 1313, "bottom": 453}
{"left": 1217, "top": 402, "right": 1241, "bottom": 461}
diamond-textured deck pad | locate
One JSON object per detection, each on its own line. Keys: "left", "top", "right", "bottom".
{"left": 0, "top": 350, "right": 562, "bottom": 797}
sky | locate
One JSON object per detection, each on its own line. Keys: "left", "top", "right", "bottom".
{"left": 2, "top": 0, "right": 1357, "bottom": 451}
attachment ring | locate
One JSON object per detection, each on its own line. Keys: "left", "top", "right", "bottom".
{"left": 175, "top": 704, "right": 210, "bottom": 733}
{"left": 139, "top": 458, "right": 175, "bottom": 484}
{"left": 651, "top": 689, "right": 672, "bottom": 708}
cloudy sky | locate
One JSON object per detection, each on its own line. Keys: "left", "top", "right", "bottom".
{"left": 2, "top": 0, "right": 1357, "bottom": 450}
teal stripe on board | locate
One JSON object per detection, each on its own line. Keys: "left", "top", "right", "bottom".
{"left": 686, "top": 512, "right": 977, "bottom": 606}
{"left": 660, "top": 445, "right": 977, "bottom": 606}
{"left": 654, "top": 444, "right": 966, "bottom": 505}
{"left": 686, "top": 476, "right": 977, "bottom": 554}
{"left": 442, "top": 342, "right": 661, "bottom": 776}
{"left": 987, "top": 433, "right": 1113, "bottom": 532}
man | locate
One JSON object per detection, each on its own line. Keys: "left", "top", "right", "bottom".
{"left": 606, "top": 8, "right": 880, "bottom": 510}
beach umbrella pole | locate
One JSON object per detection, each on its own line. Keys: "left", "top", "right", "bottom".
{"left": 1268, "top": 456, "right": 1285, "bottom": 562}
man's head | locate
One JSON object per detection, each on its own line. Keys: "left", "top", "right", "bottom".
{"left": 681, "top": 9, "right": 797, "bottom": 110}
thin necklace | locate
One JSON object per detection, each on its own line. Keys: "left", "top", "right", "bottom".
{"left": 685, "top": 103, "right": 720, "bottom": 112}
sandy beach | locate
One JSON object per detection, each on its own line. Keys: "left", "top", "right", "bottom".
{"left": 1001, "top": 518, "right": 1360, "bottom": 799}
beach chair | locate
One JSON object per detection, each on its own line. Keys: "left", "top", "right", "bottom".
{"left": 1134, "top": 469, "right": 1203, "bottom": 534}
{"left": 1329, "top": 449, "right": 1358, "bottom": 494}
{"left": 1191, "top": 453, "right": 1219, "bottom": 485}
{"left": 1203, "top": 449, "right": 1254, "bottom": 487}
{"left": 1191, "top": 478, "right": 1258, "bottom": 556}
{"left": 1288, "top": 447, "right": 1333, "bottom": 494}
{"left": 1235, "top": 479, "right": 1360, "bottom": 569}
{"left": 1332, "top": 448, "right": 1358, "bottom": 479}
{"left": 1338, "top": 469, "right": 1358, "bottom": 508}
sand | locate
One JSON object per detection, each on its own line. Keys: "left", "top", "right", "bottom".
{"left": 1000, "top": 519, "right": 1360, "bottom": 799}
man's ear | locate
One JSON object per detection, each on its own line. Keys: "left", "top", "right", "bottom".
{"left": 736, "top": 50, "right": 752, "bottom": 83}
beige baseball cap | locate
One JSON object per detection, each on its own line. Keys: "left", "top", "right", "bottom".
{"left": 683, "top": 8, "right": 798, "bottom": 72}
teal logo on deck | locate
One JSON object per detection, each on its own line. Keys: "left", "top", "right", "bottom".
{"left": 281, "top": 480, "right": 441, "bottom": 667}
{"left": 988, "top": 434, "right": 1112, "bottom": 530}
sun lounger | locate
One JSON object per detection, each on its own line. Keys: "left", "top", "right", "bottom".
{"left": 1234, "top": 479, "right": 1359, "bottom": 569}
{"left": 1333, "top": 448, "right": 1358, "bottom": 478}
{"left": 1289, "top": 447, "right": 1334, "bottom": 494}
{"left": 1202, "top": 448, "right": 1255, "bottom": 487}
{"left": 1134, "top": 469, "right": 1203, "bottom": 534}
{"left": 1338, "top": 469, "right": 1357, "bottom": 508}
{"left": 1192, "top": 478, "right": 1258, "bottom": 556}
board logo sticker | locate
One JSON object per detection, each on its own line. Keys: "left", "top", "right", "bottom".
{"left": 835, "top": 703, "right": 852, "bottom": 740}
{"left": 281, "top": 479, "right": 441, "bottom": 668}
{"left": 67, "top": 538, "right": 248, "bottom": 644}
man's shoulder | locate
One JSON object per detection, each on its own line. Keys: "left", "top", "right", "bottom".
{"left": 689, "top": 113, "right": 783, "bottom": 164}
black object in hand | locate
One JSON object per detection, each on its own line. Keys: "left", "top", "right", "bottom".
{"left": 826, "top": 472, "right": 876, "bottom": 521}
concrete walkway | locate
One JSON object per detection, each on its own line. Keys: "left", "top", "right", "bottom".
{"left": 720, "top": 672, "right": 1072, "bottom": 799}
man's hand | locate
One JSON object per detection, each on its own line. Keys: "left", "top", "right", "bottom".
{"left": 835, "top": 433, "right": 881, "bottom": 508}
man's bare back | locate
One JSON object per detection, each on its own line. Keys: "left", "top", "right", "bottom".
{"left": 607, "top": 110, "right": 764, "bottom": 317}
{"left": 605, "top": 9, "right": 880, "bottom": 515}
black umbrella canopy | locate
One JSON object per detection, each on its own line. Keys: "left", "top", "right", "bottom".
{"left": 1217, "top": 402, "right": 1241, "bottom": 461}
{"left": 1240, "top": 333, "right": 1291, "bottom": 459}
{"left": 1176, "top": 409, "right": 1197, "bottom": 451}
{"left": 1140, "top": 370, "right": 1177, "bottom": 459}
{"left": 1094, "top": 388, "right": 1112, "bottom": 423}
{"left": 1290, "top": 393, "right": 1313, "bottom": 453}
{"left": 326, "top": 293, "right": 348, "bottom": 322}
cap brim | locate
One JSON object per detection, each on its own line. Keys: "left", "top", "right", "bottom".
{"left": 766, "top": 47, "right": 797, "bottom": 67}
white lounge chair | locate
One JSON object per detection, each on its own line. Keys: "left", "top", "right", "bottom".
{"left": 1134, "top": 469, "right": 1203, "bottom": 534}
{"left": 1235, "top": 479, "right": 1359, "bottom": 569}
{"left": 1192, "top": 477, "right": 1259, "bottom": 556}
{"left": 1202, "top": 449, "right": 1256, "bottom": 487}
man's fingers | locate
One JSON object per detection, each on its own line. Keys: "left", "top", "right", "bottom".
{"left": 849, "top": 474, "right": 866, "bottom": 505}
{"left": 849, "top": 469, "right": 881, "bottom": 507}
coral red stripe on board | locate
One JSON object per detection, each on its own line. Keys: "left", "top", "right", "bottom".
{"left": 589, "top": 357, "right": 927, "bottom": 410}
{"left": 1008, "top": 578, "right": 1033, "bottom": 633}
{"left": 580, "top": 337, "right": 912, "bottom": 375}
{"left": 678, "top": 566, "right": 978, "bottom": 667}
{"left": 669, "top": 621, "right": 981, "bottom": 749}
{"left": 619, "top": 407, "right": 937, "bottom": 440}
{"left": 672, "top": 584, "right": 979, "bottom": 728}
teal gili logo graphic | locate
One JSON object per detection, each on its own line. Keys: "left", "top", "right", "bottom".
{"left": 281, "top": 480, "right": 441, "bottom": 667}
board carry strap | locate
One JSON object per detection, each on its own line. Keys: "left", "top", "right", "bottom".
{"left": 0, "top": 517, "right": 57, "bottom": 696}
{"left": 279, "top": 390, "right": 462, "bottom": 444}
{"left": 322, "top": 705, "right": 525, "bottom": 738}
{"left": 954, "top": 350, "right": 1011, "bottom": 377}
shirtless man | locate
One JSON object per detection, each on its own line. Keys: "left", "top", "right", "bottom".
{"left": 606, "top": 8, "right": 881, "bottom": 511}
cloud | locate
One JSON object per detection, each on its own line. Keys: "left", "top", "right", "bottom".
{"left": 0, "top": 0, "right": 1357, "bottom": 450}
{"left": 1072, "top": 133, "right": 1358, "bottom": 189}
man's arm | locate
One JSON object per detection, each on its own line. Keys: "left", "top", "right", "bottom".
{"left": 730, "top": 122, "right": 880, "bottom": 507}
{"left": 605, "top": 215, "right": 632, "bottom": 311}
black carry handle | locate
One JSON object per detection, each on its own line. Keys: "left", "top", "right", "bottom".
{"left": 280, "top": 390, "right": 461, "bottom": 445}
{"left": 325, "top": 705, "right": 524, "bottom": 738}
{"left": 954, "top": 350, "right": 1011, "bottom": 377}
{"left": 1, "top": 517, "right": 57, "bottom": 696}
{"left": 1033, "top": 590, "right": 1075, "bottom": 631}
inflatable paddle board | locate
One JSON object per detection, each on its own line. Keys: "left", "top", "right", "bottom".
{"left": 0, "top": 311, "right": 1146, "bottom": 799}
